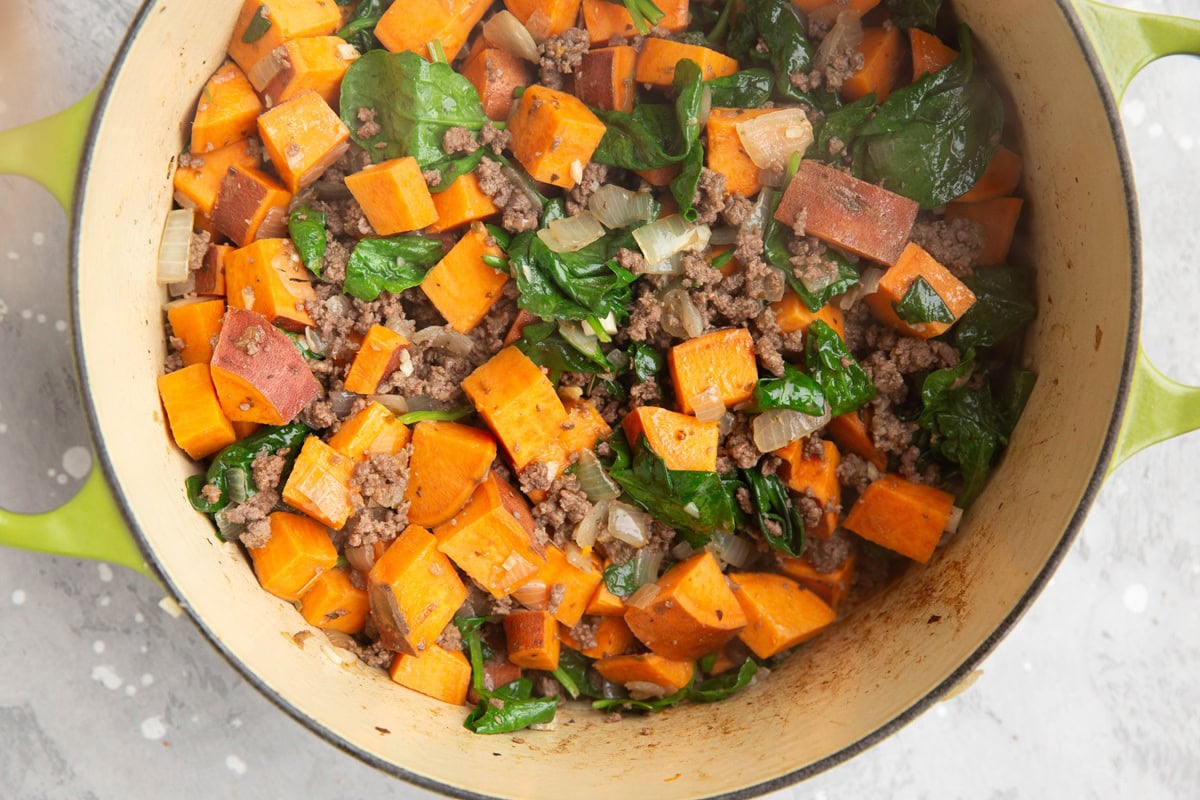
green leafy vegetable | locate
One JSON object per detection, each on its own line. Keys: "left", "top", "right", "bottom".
{"left": 397, "top": 408, "right": 472, "bottom": 425}
{"left": 335, "top": 0, "right": 392, "bottom": 52}
{"left": 727, "top": 0, "right": 835, "bottom": 108}
{"left": 241, "top": 5, "right": 272, "bottom": 44}
{"left": 805, "top": 320, "right": 876, "bottom": 416}
{"left": 552, "top": 649, "right": 602, "bottom": 700}
{"left": 592, "top": 689, "right": 689, "bottom": 712}
{"left": 954, "top": 266, "right": 1036, "bottom": 350}
{"left": 689, "top": 658, "right": 759, "bottom": 702}
{"left": 761, "top": 190, "right": 860, "bottom": 311}
{"left": 508, "top": 228, "right": 637, "bottom": 326}
{"left": 284, "top": 331, "right": 325, "bottom": 362}
{"left": 752, "top": 364, "right": 826, "bottom": 416}
{"left": 628, "top": 343, "right": 664, "bottom": 383}
{"left": 612, "top": 0, "right": 666, "bottom": 34}
{"left": 743, "top": 471, "right": 805, "bottom": 557}
{"left": 457, "top": 616, "right": 559, "bottom": 734}
{"left": 185, "top": 423, "right": 310, "bottom": 515}
{"left": 884, "top": 0, "right": 943, "bottom": 31}
{"left": 288, "top": 206, "right": 327, "bottom": 277}
{"left": 517, "top": 321, "right": 613, "bottom": 378}
{"left": 811, "top": 94, "right": 876, "bottom": 162}
{"left": 895, "top": 276, "right": 955, "bottom": 325}
{"left": 342, "top": 235, "right": 444, "bottom": 301}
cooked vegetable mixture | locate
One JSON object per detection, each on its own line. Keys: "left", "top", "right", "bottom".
{"left": 158, "top": 0, "right": 1036, "bottom": 734}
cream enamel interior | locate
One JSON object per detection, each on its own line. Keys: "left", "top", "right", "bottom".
{"left": 74, "top": 2, "right": 1133, "bottom": 797}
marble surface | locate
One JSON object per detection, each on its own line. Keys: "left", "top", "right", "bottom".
{"left": 1, "top": 1, "right": 1198, "bottom": 797}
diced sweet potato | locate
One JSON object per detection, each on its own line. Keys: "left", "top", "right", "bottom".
{"left": 956, "top": 146, "right": 1022, "bottom": 203}
{"left": 157, "top": 364, "right": 238, "bottom": 460}
{"left": 841, "top": 26, "right": 906, "bottom": 103}
{"left": 227, "top": 0, "right": 343, "bottom": 74}
{"left": 668, "top": 328, "right": 759, "bottom": 415}
{"left": 778, "top": 548, "right": 857, "bottom": 612}
{"left": 503, "top": 308, "right": 540, "bottom": 347}
{"left": 774, "top": 439, "right": 840, "bottom": 539}
{"left": 622, "top": 406, "right": 719, "bottom": 472}
{"left": 405, "top": 420, "right": 498, "bottom": 527}
{"left": 224, "top": 238, "right": 315, "bottom": 331}
{"left": 247, "top": 511, "right": 338, "bottom": 601}
{"left": 729, "top": 572, "right": 836, "bottom": 659}
{"left": 509, "top": 85, "right": 608, "bottom": 189}
{"left": 298, "top": 568, "right": 371, "bottom": 634}
{"left": 865, "top": 242, "right": 977, "bottom": 339}
{"left": 368, "top": 524, "right": 469, "bottom": 655}
{"left": 328, "top": 401, "right": 411, "bottom": 460}
{"left": 433, "top": 473, "right": 546, "bottom": 599}
{"left": 467, "top": 654, "right": 524, "bottom": 703}
{"left": 166, "top": 298, "right": 227, "bottom": 367}
{"left": 173, "top": 139, "right": 263, "bottom": 219}
{"left": 375, "top": 0, "right": 493, "bottom": 62}
{"left": 843, "top": 474, "right": 955, "bottom": 564}
{"left": 770, "top": 291, "right": 845, "bottom": 340}
{"left": 910, "top": 27, "right": 958, "bottom": 79}
{"left": 343, "top": 324, "right": 411, "bottom": 394}
{"left": 776, "top": 160, "right": 919, "bottom": 267}
{"left": 586, "top": 579, "right": 626, "bottom": 617}
{"left": 462, "top": 346, "right": 569, "bottom": 471}
{"left": 581, "top": 0, "right": 689, "bottom": 43}
{"left": 561, "top": 616, "right": 638, "bottom": 659}
{"left": 523, "top": 544, "right": 604, "bottom": 627}
{"left": 504, "top": 610, "right": 561, "bottom": 670}
{"left": 624, "top": 551, "right": 747, "bottom": 661}
{"left": 389, "top": 645, "right": 473, "bottom": 706}
{"left": 211, "top": 165, "right": 293, "bottom": 247}
{"left": 420, "top": 224, "right": 510, "bottom": 334}
{"left": 282, "top": 435, "right": 358, "bottom": 529}
{"left": 706, "top": 108, "right": 774, "bottom": 198}
{"left": 594, "top": 653, "right": 694, "bottom": 694}
{"left": 504, "top": 0, "right": 584, "bottom": 39}
{"left": 257, "top": 90, "right": 350, "bottom": 194}
{"left": 427, "top": 172, "right": 500, "bottom": 234}
{"left": 251, "top": 36, "right": 360, "bottom": 108}
{"left": 945, "top": 197, "right": 1024, "bottom": 267}
{"left": 635, "top": 164, "right": 682, "bottom": 187}
{"left": 344, "top": 156, "right": 439, "bottom": 235}
{"left": 792, "top": 0, "right": 879, "bottom": 12}
{"left": 559, "top": 398, "right": 613, "bottom": 456}
{"left": 576, "top": 46, "right": 637, "bottom": 113}
{"left": 191, "top": 62, "right": 263, "bottom": 154}
{"left": 635, "top": 38, "right": 738, "bottom": 87}
{"left": 210, "top": 307, "right": 321, "bottom": 424}
{"left": 461, "top": 47, "right": 531, "bottom": 122}
{"left": 194, "top": 243, "right": 233, "bottom": 296}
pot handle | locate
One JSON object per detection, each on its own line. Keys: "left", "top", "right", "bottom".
{"left": 0, "top": 93, "right": 152, "bottom": 578}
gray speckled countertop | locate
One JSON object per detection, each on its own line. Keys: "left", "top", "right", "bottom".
{"left": 2, "top": 1, "right": 1198, "bottom": 798}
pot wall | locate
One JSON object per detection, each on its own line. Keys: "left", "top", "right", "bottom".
{"left": 73, "top": 1, "right": 1134, "bottom": 796}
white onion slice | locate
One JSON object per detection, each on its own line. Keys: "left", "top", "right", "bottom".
{"left": 691, "top": 386, "right": 726, "bottom": 423}
{"left": 626, "top": 681, "right": 671, "bottom": 699}
{"left": 574, "top": 499, "right": 610, "bottom": 549}
{"left": 815, "top": 10, "right": 865, "bottom": 73}
{"left": 708, "top": 531, "right": 755, "bottom": 569}
{"left": 945, "top": 506, "right": 964, "bottom": 535}
{"left": 640, "top": 253, "right": 684, "bottom": 276}
{"left": 626, "top": 582, "right": 661, "bottom": 610}
{"left": 483, "top": 11, "right": 541, "bottom": 62}
{"left": 157, "top": 208, "right": 195, "bottom": 285}
{"left": 735, "top": 108, "right": 815, "bottom": 173}
{"left": 557, "top": 320, "right": 606, "bottom": 366}
{"left": 411, "top": 325, "right": 473, "bottom": 357}
{"left": 499, "top": 552, "right": 539, "bottom": 587}
{"left": 538, "top": 211, "right": 606, "bottom": 253}
{"left": 671, "top": 541, "right": 695, "bottom": 561}
{"left": 607, "top": 502, "right": 650, "bottom": 548}
{"left": 328, "top": 389, "right": 358, "bottom": 417}
{"left": 304, "top": 326, "right": 328, "bottom": 356}
{"left": 708, "top": 226, "right": 738, "bottom": 246}
{"left": 838, "top": 266, "right": 886, "bottom": 310}
{"left": 247, "top": 46, "right": 287, "bottom": 94}
{"left": 512, "top": 580, "right": 549, "bottom": 610}
{"left": 632, "top": 547, "right": 663, "bottom": 587}
{"left": 564, "top": 542, "right": 595, "bottom": 573}
{"left": 588, "top": 184, "right": 657, "bottom": 229}
{"left": 752, "top": 407, "right": 831, "bottom": 453}
{"left": 574, "top": 451, "right": 621, "bottom": 502}
{"left": 368, "top": 394, "right": 409, "bottom": 415}
{"left": 661, "top": 289, "right": 705, "bottom": 339}
{"left": 633, "top": 215, "right": 711, "bottom": 265}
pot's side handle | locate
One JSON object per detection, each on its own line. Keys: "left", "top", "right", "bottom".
{"left": 1110, "top": 352, "right": 1200, "bottom": 472}
{"left": 0, "top": 94, "right": 152, "bottom": 578}
{"left": 1073, "top": 0, "right": 1200, "bottom": 101}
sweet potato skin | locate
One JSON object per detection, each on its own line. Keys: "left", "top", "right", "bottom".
{"left": 209, "top": 308, "right": 321, "bottom": 425}
{"left": 576, "top": 46, "right": 637, "bottom": 113}
{"left": 461, "top": 48, "right": 530, "bottom": 122}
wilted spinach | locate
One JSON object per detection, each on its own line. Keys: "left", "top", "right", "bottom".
{"left": 517, "top": 321, "right": 614, "bottom": 377}
{"left": 287, "top": 206, "right": 327, "bottom": 277}
{"left": 805, "top": 320, "right": 876, "bottom": 416}
{"left": 954, "top": 266, "right": 1036, "bottom": 350}
{"left": 185, "top": 423, "right": 310, "bottom": 516}
{"left": 761, "top": 200, "right": 860, "bottom": 312}
{"left": 458, "top": 616, "right": 559, "bottom": 734}
{"left": 335, "top": 0, "right": 392, "bottom": 52}
{"left": 895, "top": 276, "right": 955, "bottom": 325}
{"left": 752, "top": 364, "right": 827, "bottom": 416}
{"left": 628, "top": 342, "right": 665, "bottom": 383}
{"left": 884, "top": 0, "right": 943, "bottom": 31}
{"left": 342, "top": 235, "right": 444, "bottom": 301}
{"left": 591, "top": 658, "right": 759, "bottom": 711}
{"left": 727, "top": 0, "right": 836, "bottom": 108}
{"left": 508, "top": 228, "right": 638, "bottom": 327}
{"left": 743, "top": 470, "right": 806, "bottom": 557}
{"left": 705, "top": 69, "right": 774, "bottom": 108}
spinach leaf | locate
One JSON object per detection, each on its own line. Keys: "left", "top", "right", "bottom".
{"left": 761, "top": 190, "right": 860, "bottom": 311}
{"left": 185, "top": 423, "right": 310, "bottom": 515}
{"left": 727, "top": 0, "right": 835, "bottom": 107}
{"left": 629, "top": 343, "right": 664, "bottom": 383}
{"left": 340, "top": 50, "right": 487, "bottom": 184}
{"left": 884, "top": 0, "right": 943, "bottom": 30}
{"left": 592, "top": 688, "right": 690, "bottom": 712}
{"left": 954, "top": 266, "right": 1036, "bottom": 350}
{"left": 743, "top": 470, "right": 806, "bottom": 557}
{"left": 342, "top": 235, "right": 444, "bottom": 301}
{"left": 997, "top": 368, "right": 1036, "bottom": 436}
{"left": 602, "top": 559, "right": 641, "bottom": 598}
{"left": 895, "top": 276, "right": 955, "bottom": 324}
{"left": 397, "top": 408, "right": 472, "bottom": 425}
{"left": 690, "top": 658, "right": 759, "bottom": 702}
{"left": 672, "top": 144, "right": 706, "bottom": 222}
{"left": 552, "top": 648, "right": 603, "bottom": 700}
{"left": 805, "top": 320, "right": 876, "bottom": 416}
{"left": 288, "top": 206, "right": 327, "bottom": 277}
{"left": 852, "top": 26, "right": 1004, "bottom": 208}
{"left": 705, "top": 70, "right": 774, "bottom": 108}
{"left": 284, "top": 331, "right": 325, "bottom": 362}
{"left": 241, "top": 5, "right": 272, "bottom": 44}
{"left": 517, "top": 321, "right": 613, "bottom": 377}
{"left": 457, "top": 616, "right": 559, "bottom": 735}
{"left": 752, "top": 364, "right": 826, "bottom": 416}
{"left": 811, "top": 94, "right": 877, "bottom": 162}
{"left": 336, "top": 0, "right": 392, "bottom": 52}
{"left": 508, "top": 229, "right": 638, "bottom": 325}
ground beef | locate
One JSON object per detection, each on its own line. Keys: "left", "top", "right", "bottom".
{"left": 300, "top": 396, "right": 339, "bottom": 430}
{"left": 566, "top": 162, "right": 608, "bottom": 216}
{"left": 892, "top": 336, "right": 959, "bottom": 374}
{"left": 722, "top": 194, "right": 754, "bottom": 227}
{"left": 538, "top": 27, "right": 590, "bottom": 89}
{"left": 436, "top": 621, "right": 464, "bottom": 652}
{"left": 355, "top": 107, "right": 381, "bottom": 140}
{"left": 910, "top": 217, "right": 986, "bottom": 278}
{"left": 718, "top": 414, "right": 761, "bottom": 473}
{"left": 227, "top": 451, "right": 289, "bottom": 548}
{"left": 532, "top": 472, "right": 594, "bottom": 547}
{"left": 681, "top": 252, "right": 722, "bottom": 290}
{"left": 752, "top": 307, "right": 804, "bottom": 377}
{"left": 692, "top": 168, "right": 728, "bottom": 226}
{"left": 624, "top": 284, "right": 665, "bottom": 345}
{"left": 321, "top": 234, "right": 351, "bottom": 284}
{"left": 798, "top": 494, "right": 823, "bottom": 531}
{"left": 518, "top": 461, "right": 555, "bottom": 495}
{"left": 480, "top": 122, "right": 511, "bottom": 155}
{"left": 442, "top": 126, "right": 479, "bottom": 155}
{"left": 164, "top": 334, "right": 185, "bottom": 374}
{"left": 861, "top": 350, "right": 907, "bottom": 405}
{"left": 311, "top": 196, "right": 375, "bottom": 240}
{"left": 899, "top": 445, "right": 941, "bottom": 485}
{"left": 616, "top": 247, "right": 646, "bottom": 274}
{"left": 645, "top": 520, "right": 676, "bottom": 556}
{"left": 790, "top": 44, "right": 864, "bottom": 95}
{"left": 188, "top": 231, "right": 211, "bottom": 274}
{"left": 390, "top": 332, "right": 477, "bottom": 405}
{"left": 569, "top": 618, "right": 600, "bottom": 652}
{"left": 836, "top": 452, "right": 873, "bottom": 494}
{"left": 597, "top": 534, "right": 634, "bottom": 567}
{"left": 422, "top": 169, "right": 442, "bottom": 189}
{"left": 869, "top": 400, "right": 917, "bottom": 456}
{"left": 628, "top": 378, "right": 662, "bottom": 406}
{"left": 344, "top": 508, "right": 404, "bottom": 550}
{"left": 352, "top": 449, "right": 411, "bottom": 512}
{"left": 547, "top": 582, "right": 567, "bottom": 615}
{"left": 476, "top": 157, "right": 539, "bottom": 233}
{"left": 534, "top": 675, "right": 562, "bottom": 699}
{"left": 802, "top": 528, "right": 855, "bottom": 573}
{"left": 350, "top": 639, "right": 395, "bottom": 670}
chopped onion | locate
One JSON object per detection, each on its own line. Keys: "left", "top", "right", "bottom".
{"left": 564, "top": 542, "right": 595, "bottom": 573}
{"left": 258, "top": 205, "right": 289, "bottom": 240}
{"left": 246, "top": 45, "right": 287, "bottom": 94}
{"left": 633, "top": 215, "right": 711, "bottom": 265}
{"left": 661, "top": 289, "right": 705, "bottom": 339}
{"left": 626, "top": 582, "right": 661, "bottom": 610}
{"left": 368, "top": 394, "right": 409, "bottom": 415}
{"left": 499, "top": 551, "right": 539, "bottom": 587}
{"left": 557, "top": 320, "right": 604, "bottom": 364}
{"left": 512, "top": 580, "right": 549, "bottom": 610}
{"left": 815, "top": 11, "right": 864, "bottom": 73}
{"left": 156, "top": 208, "right": 195, "bottom": 284}
{"left": 626, "top": 681, "right": 670, "bottom": 700}
{"left": 574, "top": 499, "right": 610, "bottom": 549}
{"left": 304, "top": 326, "right": 328, "bottom": 356}
{"left": 671, "top": 541, "right": 695, "bottom": 561}
{"left": 411, "top": 325, "right": 473, "bottom": 357}
{"left": 344, "top": 542, "right": 377, "bottom": 573}
{"left": 384, "top": 316, "right": 415, "bottom": 338}
{"left": 691, "top": 386, "right": 726, "bottom": 423}
{"left": 632, "top": 547, "right": 663, "bottom": 587}
{"left": 698, "top": 84, "right": 712, "bottom": 129}
{"left": 708, "top": 531, "right": 755, "bottom": 569}
{"left": 945, "top": 506, "right": 964, "bottom": 535}
{"left": 608, "top": 502, "right": 650, "bottom": 548}
{"left": 588, "top": 184, "right": 657, "bottom": 229}
{"left": 838, "top": 266, "right": 885, "bottom": 310}
{"left": 538, "top": 211, "right": 606, "bottom": 253}
{"left": 752, "top": 407, "right": 831, "bottom": 453}
{"left": 718, "top": 411, "right": 736, "bottom": 436}
{"left": 482, "top": 10, "right": 541, "bottom": 62}
{"left": 166, "top": 275, "right": 197, "bottom": 299}
{"left": 640, "top": 252, "right": 684, "bottom": 276}
{"left": 574, "top": 451, "right": 621, "bottom": 502}
{"left": 213, "top": 509, "right": 245, "bottom": 542}
{"left": 328, "top": 389, "right": 358, "bottom": 418}
{"left": 405, "top": 395, "right": 443, "bottom": 413}
{"left": 324, "top": 293, "right": 350, "bottom": 317}
{"left": 735, "top": 108, "right": 815, "bottom": 173}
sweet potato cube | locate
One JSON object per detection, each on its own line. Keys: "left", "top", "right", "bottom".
{"left": 298, "top": 568, "right": 371, "bottom": 634}
{"left": 420, "top": 225, "right": 510, "bottom": 334}
{"left": 792, "top": 0, "right": 879, "bottom": 12}
{"left": 328, "top": 401, "right": 411, "bottom": 460}
{"left": 946, "top": 197, "right": 1024, "bottom": 267}
{"left": 635, "top": 38, "right": 738, "bottom": 87}
{"left": 770, "top": 292, "right": 845, "bottom": 339}
{"left": 562, "top": 616, "right": 638, "bottom": 659}
{"left": 586, "top": 579, "right": 626, "bottom": 616}
{"left": 910, "top": 27, "right": 958, "bottom": 80}
{"left": 635, "top": 165, "right": 682, "bottom": 187}
{"left": 622, "top": 406, "right": 719, "bottom": 472}
{"left": 157, "top": 364, "right": 238, "bottom": 459}
{"left": 504, "top": 610, "right": 561, "bottom": 670}
{"left": 427, "top": 172, "right": 500, "bottom": 234}
{"left": 343, "top": 324, "right": 411, "bottom": 394}
{"left": 468, "top": 654, "right": 524, "bottom": 704}
{"left": 405, "top": 420, "right": 498, "bottom": 527}
{"left": 210, "top": 307, "right": 321, "bottom": 424}
{"left": 581, "top": 0, "right": 689, "bottom": 43}
{"left": 594, "top": 653, "right": 694, "bottom": 694}
{"left": 776, "top": 160, "right": 919, "bottom": 267}
{"left": 257, "top": 90, "right": 350, "bottom": 194}
{"left": 624, "top": 551, "right": 747, "bottom": 661}
{"left": 166, "top": 299, "right": 227, "bottom": 367}
{"left": 525, "top": 544, "right": 604, "bottom": 627}
{"left": 191, "top": 62, "right": 264, "bottom": 154}
{"left": 368, "top": 524, "right": 469, "bottom": 655}
{"left": 251, "top": 36, "right": 360, "bottom": 108}
{"left": 376, "top": 0, "right": 493, "bottom": 61}
{"left": 344, "top": 156, "right": 439, "bottom": 235}
{"left": 668, "top": 328, "right": 759, "bottom": 416}
{"left": 956, "top": 146, "right": 1023, "bottom": 203}
{"left": 841, "top": 26, "right": 906, "bottom": 103}
{"left": 247, "top": 511, "right": 338, "bottom": 601}
{"left": 224, "top": 238, "right": 315, "bottom": 331}
{"left": 282, "top": 435, "right": 358, "bottom": 530}
{"left": 509, "top": 85, "right": 608, "bottom": 189}
{"left": 778, "top": 548, "right": 857, "bottom": 612}
{"left": 729, "top": 573, "right": 836, "bottom": 659}
{"left": 706, "top": 108, "right": 774, "bottom": 198}
{"left": 826, "top": 410, "right": 886, "bottom": 471}
{"left": 559, "top": 398, "right": 613, "bottom": 456}
{"left": 195, "top": 244, "right": 233, "bottom": 297}
{"left": 843, "top": 474, "right": 955, "bottom": 564}
{"left": 388, "top": 645, "right": 472, "bottom": 706}
{"left": 504, "top": 0, "right": 583, "bottom": 38}
{"left": 775, "top": 439, "right": 840, "bottom": 539}
{"left": 173, "top": 139, "right": 263, "bottom": 219}
{"left": 865, "top": 242, "right": 977, "bottom": 339}
{"left": 463, "top": 346, "right": 569, "bottom": 471}
{"left": 211, "top": 165, "right": 293, "bottom": 247}
{"left": 461, "top": 48, "right": 531, "bottom": 122}
{"left": 227, "top": 0, "right": 343, "bottom": 74}
{"left": 576, "top": 46, "right": 638, "bottom": 113}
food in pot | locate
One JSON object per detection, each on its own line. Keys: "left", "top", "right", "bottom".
{"left": 157, "top": 0, "right": 1036, "bottom": 734}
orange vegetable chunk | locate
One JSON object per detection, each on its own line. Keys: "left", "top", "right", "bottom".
{"left": 945, "top": 197, "right": 1024, "bottom": 267}
{"left": 509, "top": 85, "right": 608, "bottom": 189}
{"left": 826, "top": 410, "right": 886, "bottom": 471}
{"left": 624, "top": 551, "right": 748, "bottom": 661}
{"left": 668, "top": 328, "right": 759, "bottom": 415}
{"left": 774, "top": 439, "right": 841, "bottom": 539}
{"left": 251, "top": 36, "right": 360, "bottom": 108}
{"left": 956, "top": 146, "right": 1023, "bottom": 203}
{"left": 227, "top": 0, "right": 343, "bottom": 74}
{"left": 706, "top": 108, "right": 774, "bottom": 198}
{"left": 157, "top": 364, "right": 238, "bottom": 460}
{"left": 635, "top": 38, "right": 738, "bottom": 87}
{"left": 433, "top": 473, "right": 547, "bottom": 599}
{"left": 778, "top": 548, "right": 857, "bottom": 612}
{"left": 635, "top": 165, "right": 682, "bottom": 187}
{"left": 776, "top": 160, "right": 919, "bottom": 267}
{"left": 576, "top": 46, "right": 638, "bottom": 113}
{"left": 910, "top": 28, "right": 958, "bottom": 79}
{"left": 622, "top": 406, "right": 719, "bottom": 472}
{"left": 388, "top": 645, "right": 473, "bottom": 706}
{"left": 211, "top": 165, "right": 293, "bottom": 247}
{"left": 843, "top": 474, "right": 955, "bottom": 564}
{"left": 427, "top": 173, "right": 500, "bottom": 233}
{"left": 210, "top": 307, "right": 321, "bottom": 424}
{"left": 195, "top": 243, "right": 234, "bottom": 297}
{"left": 770, "top": 291, "right": 845, "bottom": 339}
{"left": 558, "top": 398, "right": 613, "bottom": 456}
{"left": 729, "top": 572, "right": 836, "bottom": 659}
{"left": 586, "top": 579, "right": 626, "bottom": 617}
{"left": 562, "top": 616, "right": 638, "bottom": 659}
{"left": 328, "top": 401, "right": 411, "bottom": 460}
{"left": 282, "top": 435, "right": 358, "bottom": 530}
{"left": 462, "top": 346, "right": 568, "bottom": 471}
{"left": 594, "top": 653, "right": 694, "bottom": 694}
{"left": 376, "top": 0, "right": 493, "bottom": 61}
{"left": 343, "top": 324, "right": 411, "bottom": 395}
{"left": 865, "top": 242, "right": 977, "bottom": 339}
{"left": 504, "top": 0, "right": 584, "bottom": 38}
{"left": 224, "top": 238, "right": 315, "bottom": 332}
{"left": 166, "top": 299, "right": 227, "bottom": 367}
{"left": 791, "top": 0, "right": 879, "bottom": 12}
{"left": 368, "top": 524, "right": 469, "bottom": 655}
{"left": 461, "top": 48, "right": 531, "bottom": 122}
{"left": 344, "top": 156, "right": 439, "bottom": 235}
{"left": 421, "top": 225, "right": 510, "bottom": 334}
{"left": 173, "top": 139, "right": 262, "bottom": 218}
{"left": 191, "top": 62, "right": 263, "bottom": 154}
{"left": 247, "top": 511, "right": 338, "bottom": 601}
{"left": 582, "top": 0, "right": 689, "bottom": 43}
{"left": 298, "top": 568, "right": 371, "bottom": 634}
{"left": 525, "top": 544, "right": 604, "bottom": 627}
{"left": 504, "top": 610, "right": 561, "bottom": 670}
{"left": 257, "top": 90, "right": 351, "bottom": 194}
{"left": 405, "top": 420, "right": 498, "bottom": 527}
{"left": 841, "top": 26, "right": 906, "bottom": 103}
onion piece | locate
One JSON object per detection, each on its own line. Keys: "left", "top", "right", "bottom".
{"left": 671, "top": 541, "right": 695, "bottom": 561}
{"left": 626, "top": 681, "right": 670, "bottom": 700}
{"left": 708, "top": 531, "right": 755, "bottom": 569}
{"left": 574, "top": 499, "right": 610, "bottom": 549}
{"left": 633, "top": 214, "right": 711, "bottom": 265}
{"left": 718, "top": 412, "right": 736, "bottom": 437}
{"left": 512, "top": 580, "right": 549, "bottom": 610}
{"left": 752, "top": 407, "right": 831, "bottom": 453}
{"left": 344, "top": 541, "right": 377, "bottom": 573}
{"left": 564, "top": 542, "right": 595, "bottom": 573}
{"left": 498, "top": 551, "right": 539, "bottom": 587}
{"left": 632, "top": 547, "right": 663, "bottom": 587}
{"left": 945, "top": 506, "right": 964, "bottom": 535}
{"left": 574, "top": 451, "right": 621, "bottom": 502}
{"left": 626, "top": 582, "right": 661, "bottom": 610}
{"left": 608, "top": 502, "right": 650, "bottom": 548}
{"left": 691, "top": 386, "right": 726, "bottom": 423}
{"left": 837, "top": 266, "right": 885, "bottom": 310}
{"left": 157, "top": 208, "right": 195, "bottom": 285}
{"left": 538, "top": 211, "right": 606, "bottom": 253}
{"left": 735, "top": 108, "right": 815, "bottom": 173}
{"left": 411, "top": 325, "right": 473, "bottom": 357}
{"left": 708, "top": 226, "right": 738, "bottom": 246}
{"left": 327, "top": 389, "right": 358, "bottom": 418}
{"left": 246, "top": 45, "right": 288, "bottom": 94}
{"left": 368, "top": 394, "right": 409, "bottom": 415}
{"left": 660, "top": 288, "right": 705, "bottom": 339}
{"left": 166, "top": 275, "right": 197, "bottom": 299}
{"left": 482, "top": 10, "right": 541, "bottom": 62}
{"left": 588, "top": 184, "right": 657, "bottom": 229}
{"left": 815, "top": 11, "right": 864, "bottom": 74}
{"left": 640, "top": 252, "right": 684, "bottom": 276}
{"left": 304, "top": 326, "right": 328, "bottom": 357}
